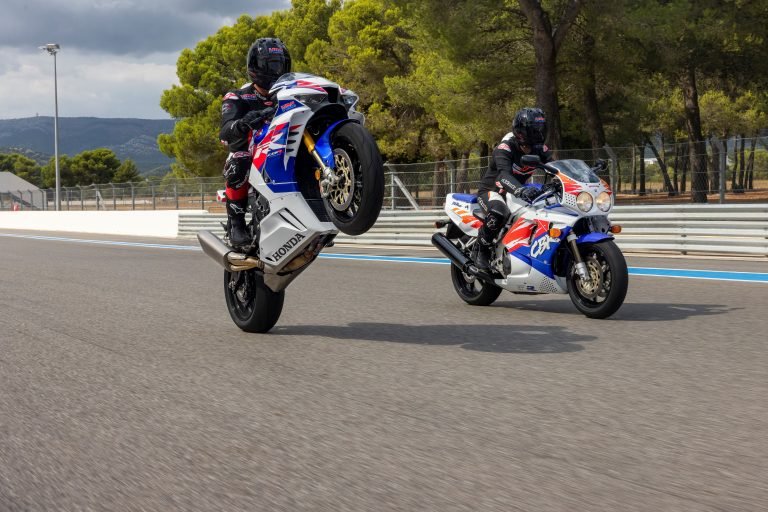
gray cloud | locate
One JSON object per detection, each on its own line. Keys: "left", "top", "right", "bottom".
{"left": 0, "top": 0, "right": 290, "bottom": 56}
{"left": 0, "top": 1, "right": 292, "bottom": 119}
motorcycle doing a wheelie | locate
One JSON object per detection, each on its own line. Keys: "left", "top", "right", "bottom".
{"left": 198, "top": 73, "right": 384, "bottom": 332}
{"left": 432, "top": 156, "right": 628, "bottom": 319}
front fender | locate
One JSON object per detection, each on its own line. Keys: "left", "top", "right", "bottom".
{"left": 315, "top": 118, "right": 360, "bottom": 168}
{"left": 577, "top": 232, "right": 614, "bottom": 244}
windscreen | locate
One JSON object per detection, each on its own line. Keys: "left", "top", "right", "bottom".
{"left": 548, "top": 159, "right": 601, "bottom": 183}
{"left": 270, "top": 72, "right": 318, "bottom": 92}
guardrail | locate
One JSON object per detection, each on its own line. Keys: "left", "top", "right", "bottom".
{"left": 178, "top": 204, "right": 768, "bottom": 256}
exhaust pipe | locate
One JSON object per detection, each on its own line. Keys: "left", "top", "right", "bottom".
{"left": 431, "top": 232, "right": 493, "bottom": 281}
{"left": 197, "top": 230, "right": 266, "bottom": 272}
{"left": 432, "top": 232, "right": 470, "bottom": 268}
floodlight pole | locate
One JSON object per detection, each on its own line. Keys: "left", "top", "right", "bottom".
{"left": 41, "top": 43, "right": 61, "bottom": 210}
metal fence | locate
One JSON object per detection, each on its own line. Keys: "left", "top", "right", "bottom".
{"left": 385, "top": 140, "right": 768, "bottom": 209}
{"left": 0, "top": 177, "right": 224, "bottom": 212}
{"left": 178, "top": 205, "right": 768, "bottom": 256}
{"left": 3, "top": 138, "right": 767, "bottom": 212}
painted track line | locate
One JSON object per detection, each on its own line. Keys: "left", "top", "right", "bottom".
{"left": 2, "top": 232, "right": 767, "bottom": 283}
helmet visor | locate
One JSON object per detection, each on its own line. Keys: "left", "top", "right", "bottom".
{"left": 265, "top": 57, "right": 285, "bottom": 76}
{"left": 528, "top": 119, "right": 547, "bottom": 145}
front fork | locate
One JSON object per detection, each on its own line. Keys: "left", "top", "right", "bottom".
{"left": 567, "top": 232, "right": 590, "bottom": 282}
{"left": 302, "top": 132, "right": 339, "bottom": 197}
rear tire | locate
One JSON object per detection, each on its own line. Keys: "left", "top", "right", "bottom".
{"left": 224, "top": 269, "right": 284, "bottom": 333}
{"left": 567, "top": 240, "right": 628, "bottom": 319}
{"left": 450, "top": 263, "right": 502, "bottom": 306}
{"left": 325, "top": 122, "right": 384, "bottom": 236}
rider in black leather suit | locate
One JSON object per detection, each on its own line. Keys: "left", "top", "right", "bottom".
{"left": 475, "top": 107, "right": 554, "bottom": 270}
{"left": 220, "top": 37, "right": 291, "bottom": 247}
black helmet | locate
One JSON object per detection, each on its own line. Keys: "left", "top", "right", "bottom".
{"left": 247, "top": 38, "right": 291, "bottom": 90}
{"left": 512, "top": 107, "right": 547, "bottom": 148}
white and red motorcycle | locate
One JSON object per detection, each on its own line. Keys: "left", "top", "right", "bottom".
{"left": 432, "top": 156, "right": 628, "bottom": 318}
{"left": 199, "top": 73, "right": 384, "bottom": 332}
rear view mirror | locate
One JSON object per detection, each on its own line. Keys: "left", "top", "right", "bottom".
{"left": 521, "top": 155, "right": 542, "bottom": 166}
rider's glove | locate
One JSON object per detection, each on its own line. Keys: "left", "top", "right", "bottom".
{"left": 515, "top": 186, "right": 540, "bottom": 203}
{"left": 237, "top": 107, "right": 276, "bottom": 133}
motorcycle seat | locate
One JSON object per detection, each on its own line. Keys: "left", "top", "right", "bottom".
{"left": 452, "top": 193, "right": 478, "bottom": 203}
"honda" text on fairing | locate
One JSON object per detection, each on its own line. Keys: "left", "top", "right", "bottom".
{"left": 271, "top": 233, "right": 305, "bottom": 261}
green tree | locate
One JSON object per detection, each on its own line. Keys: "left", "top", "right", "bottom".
{"left": 70, "top": 149, "right": 122, "bottom": 185}
{"left": 0, "top": 153, "right": 42, "bottom": 187}
{"left": 626, "top": 0, "right": 768, "bottom": 202}
{"left": 159, "top": 1, "right": 339, "bottom": 177}
{"left": 516, "top": 0, "right": 584, "bottom": 150}
{"left": 113, "top": 159, "right": 143, "bottom": 183}
{"left": 389, "top": 0, "right": 538, "bottom": 163}
{"left": 41, "top": 149, "right": 121, "bottom": 187}
{"left": 304, "top": 0, "right": 434, "bottom": 161}
{"left": 159, "top": 14, "right": 274, "bottom": 177}
{"left": 41, "top": 155, "right": 75, "bottom": 188}
{"left": 274, "top": 0, "right": 340, "bottom": 69}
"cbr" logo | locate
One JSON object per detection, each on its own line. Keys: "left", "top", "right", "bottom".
{"left": 530, "top": 235, "right": 559, "bottom": 258}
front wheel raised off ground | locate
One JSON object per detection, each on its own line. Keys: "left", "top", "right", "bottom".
{"left": 325, "top": 122, "right": 384, "bottom": 236}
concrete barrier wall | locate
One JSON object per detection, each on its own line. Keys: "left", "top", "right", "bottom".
{"left": 0, "top": 210, "right": 200, "bottom": 238}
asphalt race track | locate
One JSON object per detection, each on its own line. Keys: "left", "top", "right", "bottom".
{"left": 1, "top": 231, "right": 767, "bottom": 511}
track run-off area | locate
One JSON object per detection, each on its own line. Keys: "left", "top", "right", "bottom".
{"left": 1, "top": 230, "right": 767, "bottom": 511}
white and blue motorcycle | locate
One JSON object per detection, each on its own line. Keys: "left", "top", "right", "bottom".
{"left": 199, "top": 73, "right": 384, "bottom": 332}
{"left": 432, "top": 156, "right": 628, "bottom": 319}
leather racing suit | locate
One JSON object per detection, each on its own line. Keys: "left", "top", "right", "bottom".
{"left": 475, "top": 134, "right": 553, "bottom": 256}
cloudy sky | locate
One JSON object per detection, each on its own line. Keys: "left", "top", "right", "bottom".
{"left": 0, "top": 0, "right": 290, "bottom": 120}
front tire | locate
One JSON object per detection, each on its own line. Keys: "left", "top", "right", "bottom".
{"left": 450, "top": 263, "right": 502, "bottom": 306}
{"left": 224, "top": 269, "right": 284, "bottom": 333}
{"left": 567, "top": 240, "right": 628, "bottom": 319}
{"left": 325, "top": 122, "right": 384, "bottom": 236}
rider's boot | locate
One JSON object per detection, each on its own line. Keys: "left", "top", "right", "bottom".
{"left": 226, "top": 197, "right": 250, "bottom": 248}
{"left": 474, "top": 225, "right": 495, "bottom": 271}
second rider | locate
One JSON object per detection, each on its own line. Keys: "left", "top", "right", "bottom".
{"left": 474, "top": 107, "right": 554, "bottom": 270}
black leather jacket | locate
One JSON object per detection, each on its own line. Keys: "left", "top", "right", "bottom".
{"left": 478, "top": 135, "right": 553, "bottom": 194}
{"left": 219, "top": 84, "right": 276, "bottom": 152}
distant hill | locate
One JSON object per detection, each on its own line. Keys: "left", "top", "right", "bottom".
{"left": 0, "top": 146, "right": 49, "bottom": 165}
{"left": 0, "top": 116, "right": 176, "bottom": 174}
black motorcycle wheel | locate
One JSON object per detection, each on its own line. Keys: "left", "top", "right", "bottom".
{"left": 324, "top": 122, "right": 384, "bottom": 236}
{"left": 567, "top": 240, "right": 628, "bottom": 319}
{"left": 224, "top": 269, "right": 284, "bottom": 333}
{"left": 450, "top": 263, "right": 502, "bottom": 306}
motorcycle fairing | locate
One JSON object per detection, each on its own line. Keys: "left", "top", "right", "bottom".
{"left": 444, "top": 193, "right": 483, "bottom": 236}
{"left": 556, "top": 171, "right": 610, "bottom": 214}
{"left": 244, "top": 73, "right": 348, "bottom": 272}
{"left": 251, "top": 79, "right": 331, "bottom": 194}
{"left": 252, "top": 121, "right": 295, "bottom": 191}
{"left": 502, "top": 217, "right": 535, "bottom": 253}
{"left": 248, "top": 167, "right": 336, "bottom": 271}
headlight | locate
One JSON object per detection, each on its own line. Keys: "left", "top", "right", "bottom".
{"left": 576, "top": 192, "right": 593, "bottom": 212}
{"left": 341, "top": 92, "right": 359, "bottom": 110}
{"left": 294, "top": 93, "right": 327, "bottom": 109}
{"left": 596, "top": 191, "right": 612, "bottom": 212}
